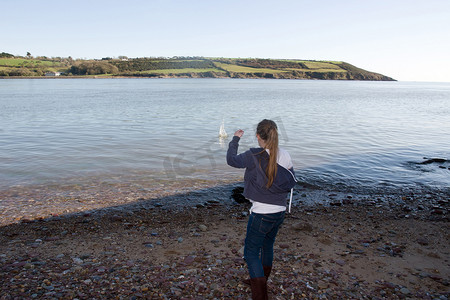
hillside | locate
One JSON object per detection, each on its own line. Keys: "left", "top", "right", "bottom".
{"left": 0, "top": 53, "right": 395, "bottom": 81}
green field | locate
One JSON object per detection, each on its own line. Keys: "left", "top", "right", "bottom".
{"left": 139, "top": 68, "right": 225, "bottom": 75}
{"left": 0, "top": 58, "right": 60, "bottom": 67}
{"left": 214, "top": 60, "right": 347, "bottom": 74}
{"left": 287, "top": 60, "right": 343, "bottom": 69}
{"left": 214, "top": 62, "right": 289, "bottom": 74}
{"left": 0, "top": 57, "right": 68, "bottom": 76}
{"left": 302, "top": 61, "right": 342, "bottom": 70}
{"left": 284, "top": 67, "right": 347, "bottom": 73}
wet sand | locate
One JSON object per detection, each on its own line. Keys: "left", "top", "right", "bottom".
{"left": 0, "top": 181, "right": 449, "bottom": 299}
{"left": 0, "top": 176, "right": 240, "bottom": 227}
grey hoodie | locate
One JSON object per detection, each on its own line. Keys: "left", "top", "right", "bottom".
{"left": 227, "top": 136, "right": 297, "bottom": 206}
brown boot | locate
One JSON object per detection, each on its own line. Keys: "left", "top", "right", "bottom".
{"left": 243, "top": 265, "right": 273, "bottom": 286}
{"left": 250, "top": 277, "right": 268, "bottom": 300}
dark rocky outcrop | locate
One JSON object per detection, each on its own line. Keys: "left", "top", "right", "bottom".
{"left": 419, "top": 158, "right": 449, "bottom": 165}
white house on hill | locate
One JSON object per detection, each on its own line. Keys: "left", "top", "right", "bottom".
{"left": 45, "top": 71, "right": 61, "bottom": 76}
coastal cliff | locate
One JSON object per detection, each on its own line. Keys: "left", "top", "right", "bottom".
{"left": 0, "top": 53, "right": 395, "bottom": 81}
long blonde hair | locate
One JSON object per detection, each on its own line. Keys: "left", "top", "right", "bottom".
{"left": 256, "top": 119, "right": 278, "bottom": 188}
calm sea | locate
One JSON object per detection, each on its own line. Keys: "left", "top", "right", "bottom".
{"left": 1, "top": 78, "right": 449, "bottom": 194}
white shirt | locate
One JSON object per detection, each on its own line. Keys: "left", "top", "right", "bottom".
{"left": 249, "top": 148, "right": 293, "bottom": 214}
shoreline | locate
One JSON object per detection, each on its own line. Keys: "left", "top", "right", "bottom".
{"left": 0, "top": 182, "right": 448, "bottom": 299}
{"left": 0, "top": 75, "right": 394, "bottom": 81}
{"left": 1, "top": 176, "right": 449, "bottom": 227}
{"left": 0, "top": 176, "right": 242, "bottom": 227}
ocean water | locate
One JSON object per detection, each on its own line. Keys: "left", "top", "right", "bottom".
{"left": 0, "top": 78, "right": 449, "bottom": 194}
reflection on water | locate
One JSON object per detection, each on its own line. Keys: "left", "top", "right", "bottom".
{"left": 219, "top": 137, "right": 228, "bottom": 149}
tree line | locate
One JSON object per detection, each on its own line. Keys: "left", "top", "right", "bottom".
{"left": 217, "top": 58, "right": 308, "bottom": 70}
{"left": 69, "top": 61, "right": 119, "bottom": 75}
{"left": 110, "top": 58, "right": 215, "bottom": 72}
{"left": 0, "top": 52, "right": 14, "bottom": 58}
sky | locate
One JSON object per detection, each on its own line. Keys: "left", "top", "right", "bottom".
{"left": 2, "top": 0, "right": 450, "bottom": 82}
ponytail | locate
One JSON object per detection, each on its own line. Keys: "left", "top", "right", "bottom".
{"left": 256, "top": 119, "right": 279, "bottom": 188}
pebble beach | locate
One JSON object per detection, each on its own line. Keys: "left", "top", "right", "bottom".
{"left": 0, "top": 179, "right": 449, "bottom": 299}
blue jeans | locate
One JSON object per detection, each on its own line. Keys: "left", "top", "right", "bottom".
{"left": 244, "top": 211, "right": 285, "bottom": 278}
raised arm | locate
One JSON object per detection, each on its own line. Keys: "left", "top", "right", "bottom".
{"left": 226, "top": 130, "right": 251, "bottom": 168}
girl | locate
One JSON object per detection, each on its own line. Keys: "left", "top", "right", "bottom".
{"left": 227, "top": 119, "right": 296, "bottom": 300}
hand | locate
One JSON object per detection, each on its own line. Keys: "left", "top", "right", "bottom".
{"left": 234, "top": 129, "right": 244, "bottom": 138}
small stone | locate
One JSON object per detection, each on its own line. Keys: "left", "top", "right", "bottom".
{"left": 184, "top": 268, "right": 198, "bottom": 275}
{"left": 279, "top": 243, "right": 289, "bottom": 249}
{"left": 417, "top": 238, "right": 429, "bottom": 246}
{"left": 110, "top": 215, "right": 122, "bottom": 222}
{"left": 72, "top": 257, "right": 83, "bottom": 264}
{"left": 419, "top": 272, "right": 430, "bottom": 278}
{"left": 431, "top": 209, "right": 444, "bottom": 215}
{"left": 335, "top": 259, "right": 346, "bottom": 266}
{"left": 183, "top": 255, "right": 195, "bottom": 265}
{"left": 292, "top": 222, "right": 313, "bottom": 232}
{"left": 342, "top": 199, "right": 352, "bottom": 205}
{"left": 400, "top": 287, "right": 410, "bottom": 295}
{"left": 198, "top": 225, "right": 207, "bottom": 232}
{"left": 402, "top": 205, "right": 412, "bottom": 212}
{"left": 177, "top": 237, "right": 184, "bottom": 243}
{"left": 73, "top": 265, "right": 82, "bottom": 271}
